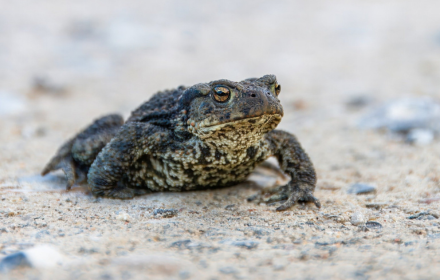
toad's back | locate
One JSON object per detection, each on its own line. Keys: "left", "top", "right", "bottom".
{"left": 127, "top": 87, "right": 185, "bottom": 123}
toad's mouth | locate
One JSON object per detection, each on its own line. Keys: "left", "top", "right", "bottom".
{"left": 199, "top": 113, "right": 282, "bottom": 131}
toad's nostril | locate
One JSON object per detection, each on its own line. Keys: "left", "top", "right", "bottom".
{"left": 250, "top": 93, "right": 256, "bottom": 98}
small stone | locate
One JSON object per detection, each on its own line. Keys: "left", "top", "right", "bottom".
{"left": 246, "top": 194, "right": 259, "bottom": 202}
{"left": 408, "top": 212, "right": 438, "bottom": 220}
{"left": 332, "top": 214, "right": 349, "bottom": 224}
{"left": 0, "top": 252, "right": 31, "bottom": 272}
{"left": 233, "top": 240, "right": 259, "bottom": 249}
{"left": 347, "top": 183, "right": 377, "bottom": 195}
{"left": 116, "top": 212, "right": 131, "bottom": 222}
{"left": 0, "top": 245, "right": 63, "bottom": 272}
{"left": 365, "top": 221, "right": 383, "bottom": 230}
{"left": 219, "top": 266, "right": 238, "bottom": 274}
{"left": 365, "top": 202, "right": 388, "bottom": 209}
{"left": 406, "top": 129, "right": 434, "bottom": 145}
{"left": 351, "top": 211, "right": 366, "bottom": 226}
{"left": 220, "top": 239, "right": 259, "bottom": 249}
{"left": 153, "top": 209, "right": 178, "bottom": 218}
{"left": 170, "top": 240, "right": 191, "bottom": 250}
{"left": 224, "top": 204, "right": 236, "bottom": 210}
{"left": 78, "top": 247, "right": 99, "bottom": 254}
{"left": 248, "top": 227, "right": 274, "bottom": 237}
{"left": 7, "top": 210, "right": 16, "bottom": 217}
{"left": 346, "top": 95, "right": 374, "bottom": 109}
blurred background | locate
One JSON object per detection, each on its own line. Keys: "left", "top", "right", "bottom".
{"left": 2, "top": 0, "right": 440, "bottom": 175}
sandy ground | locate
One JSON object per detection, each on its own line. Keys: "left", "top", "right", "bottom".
{"left": 2, "top": 1, "right": 440, "bottom": 279}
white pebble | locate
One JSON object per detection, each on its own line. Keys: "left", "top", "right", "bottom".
{"left": 350, "top": 211, "right": 366, "bottom": 226}
{"left": 25, "top": 245, "right": 64, "bottom": 269}
{"left": 116, "top": 212, "right": 131, "bottom": 222}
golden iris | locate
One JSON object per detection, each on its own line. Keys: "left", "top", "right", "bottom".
{"left": 275, "top": 82, "right": 281, "bottom": 96}
{"left": 213, "top": 86, "right": 230, "bottom": 103}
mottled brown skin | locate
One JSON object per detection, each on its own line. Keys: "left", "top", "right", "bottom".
{"left": 42, "top": 75, "right": 320, "bottom": 210}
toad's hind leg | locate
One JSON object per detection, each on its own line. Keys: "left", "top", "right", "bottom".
{"left": 42, "top": 114, "right": 124, "bottom": 190}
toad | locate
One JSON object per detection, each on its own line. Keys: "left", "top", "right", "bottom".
{"left": 42, "top": 75, "right": 320, "bottom": 210}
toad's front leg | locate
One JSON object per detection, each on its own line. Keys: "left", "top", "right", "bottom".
{"left": 264, "top": 130, "right": 320, "bottom": 211}
{"left": 87, "top": 122, "right": 160, "bottom": 199}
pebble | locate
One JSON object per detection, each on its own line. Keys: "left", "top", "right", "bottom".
{"left": 153, "top": 209, "right": 178, "bottom": 218}
{"left": 365, "top": 221, "right": 383, "bottom": 230}
{"left": 246, "top": 193, "right": 260, "bottom": 202}
{"left": 0, "top": 245, "right": 63, "bottom": 273}
{"left": 0, "top": 252, "right": 30, "bottom": 273}
{"left": 78, "top": 247, "right": 99, "bottom": 254}
{"left": 347, "top": 183, "right": 377, "bottom": 195}
{"left": 170, "top": 240, "right": 192, "bottom": 250}
{"left": 365, "top": 202, "right": 389, "bottom": 209}
{"left": 350, "top": 211, "right": 366, "bottom": 226}
{"left": 219, "top": 266, "right": 238, "bottom": 274}
{"left": 408, "top": 212, "right": 438, "bottom": 220}
{"left": 232, "top": 240, "right": 259, "bottom": 249}
{"left": 346, "top": 95, "right": 374, "bottom": 109}
{"left": 248, "top": 227, "right": 274, "bottom": 236}
{"left": 224, "top": 204, "right": 236, "bottom": 210}
{"left": 220, "top": 239, "right": 259, "bottom": 250}
{"left": 116, "top": 212, "right": 131, "bottom": 222}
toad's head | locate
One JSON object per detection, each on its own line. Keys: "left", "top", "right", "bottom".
{"left": 176, "top": 75, "right": 283, "bottom": 149}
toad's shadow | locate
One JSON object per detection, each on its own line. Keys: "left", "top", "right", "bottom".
{"left": 11, "top": 159, "right": 288, "bottom": 197}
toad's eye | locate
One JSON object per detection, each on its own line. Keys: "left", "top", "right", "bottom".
{"left": 213, "top": 86, "right": 231, "bottom": 103}
{"left": 274, "top": 82, "right": 281, "bottom": 96}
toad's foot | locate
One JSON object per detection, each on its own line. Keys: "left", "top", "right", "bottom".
{"left": 255, "top": 184, "right": 321, "bottom": 211}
